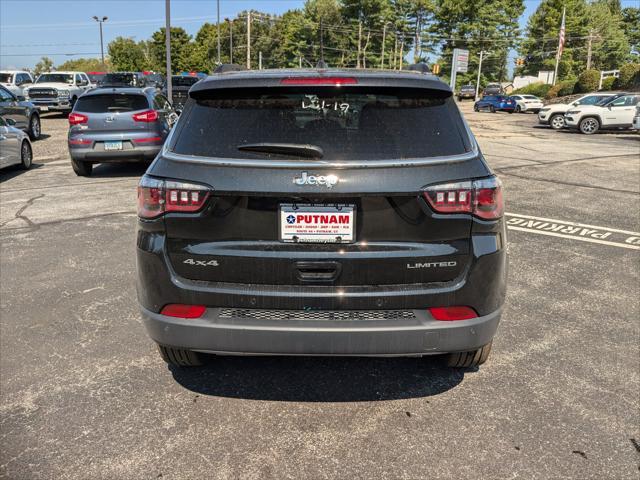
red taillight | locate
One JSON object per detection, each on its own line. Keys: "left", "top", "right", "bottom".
{"left": 428, "top": 306, "right": 478, "bottom": 321}
{"left": 68, "top": 113, "right": 88, "bottom": 125}
{"left": 69, "top": 138, "right": 92, "bottom": 145}
{"left": 280, "top": 77, "right": 358, "bottom": 86}
{"left": 423, "top": 176, "right": 503, "bottom": 220}
{"left": 133, "top": 136, "right": 163, "bottom": 144}
{"left": 132, "top": 109, "right": 159, "bottom": 122}
{"left": 161, "top": 304, "right": 206, "bottom": 318}
{"left": 137, "top": 176, "right": 211, "bottom": 219}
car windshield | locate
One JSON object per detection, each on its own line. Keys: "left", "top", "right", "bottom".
{"left": 172, "top": 76, "right": 200, "bottom": 87}
{"left": 74, "top": 93, "right": 149, "bottom": 112}
{"left": 0, "top": 73, "right": 13, "bottom": 83}
{"left": 173, "top": 87, "right": 468, "bottom": 160}
{"left": 37, "top": 74, "right": 74, "bottom": 84}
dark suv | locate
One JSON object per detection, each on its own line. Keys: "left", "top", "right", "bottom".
{"left": 68, "top": 86, "right": 176, "bottom": 176}
{"left": 136, "top": 69, "right": 507, "bottom": 368}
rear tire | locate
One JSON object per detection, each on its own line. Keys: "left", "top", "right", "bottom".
{"left": 27, "top": 114, "right": 41, "bottom": 140}
{"left": 157, "top": 345, "right": 203, "bottom": 367}
{"left": 515, "top": 105, "right": 521, "bottom": 113}
{"left": 489, "top": 105, "right": 496, "bottom": 113}
{"left": 579, "top": 116, "right": 600, "bottom": 135}
{"left": 447, "top": 341, "right": 492, "bottom": 368}
{"left": 20, "top": 140, "right": 32, "bottom": 170}
{"left": 473, "top": 104, "right": 479, "bottom": 112}
{"left": 71, "top": 157, "right": 92, "bottom": 176}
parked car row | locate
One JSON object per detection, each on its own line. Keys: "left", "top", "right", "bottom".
{"left": 539, "top": 92, "right": 639, "bottom": 134}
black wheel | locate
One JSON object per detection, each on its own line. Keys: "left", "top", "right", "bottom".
{"left": 515, "top": 105, "right": 521, "bottom": 113}
{"left": 157, "top": 345, "right": 203, "bottom": 367}
{"left": 447, "top": 342, "right": 492, "bottom": 368}
{"left": 20, "top": 140, "right": 33, "bottom": 170}
{"left": 489, "top": 105, "right": 496, "bottom": 113}
{"left": 474, "top": 104, "right": 479, "bottom": 112}
{"left": 27, "top": 114, "right": 41, "bottom": 140}
{"left": 579, "top": 116, "right": 600, "bottom": 135}
{"left": 70, "top": 157, "right": 92, "bottom": 176}
{"left": 549, "top": 114, "right": 565, "bottom": 130}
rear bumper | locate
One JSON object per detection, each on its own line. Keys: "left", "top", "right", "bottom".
{"left": 69, "top": 145, "right": 161, "bottom": 162}
{"left": 141, "top": 306, "right": 502, "bottom": 356}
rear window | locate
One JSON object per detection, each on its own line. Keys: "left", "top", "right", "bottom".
{"left": 172, "top": 76, "right": 200, "bottom": 87}
{"left": 102, "top": 73, "right": 142, "bottom": 87}
{"left": 75, "top": 93, "right": 148, "bottom": 113}
{"left": 172, "top": 87, "right": 469, "bottom": 160}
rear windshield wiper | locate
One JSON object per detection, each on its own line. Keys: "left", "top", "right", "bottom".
{"left": 237, "top": 143, "right": 324, "bottom": 159}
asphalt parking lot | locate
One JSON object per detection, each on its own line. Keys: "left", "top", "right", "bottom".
{"left": 1, "top": 105, "right": 639, "bottom": 479}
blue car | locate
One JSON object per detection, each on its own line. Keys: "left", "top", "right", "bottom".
{"left": 474, "top": 95, "right": 516, "bottom": 113}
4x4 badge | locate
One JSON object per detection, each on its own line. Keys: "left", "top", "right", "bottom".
{"left": 293, "top": 172, "right": 338, "bottom": 189}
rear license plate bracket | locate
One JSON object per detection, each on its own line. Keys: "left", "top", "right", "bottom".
{"left": 280, "top": 204, "right": 355, "bottom": 243}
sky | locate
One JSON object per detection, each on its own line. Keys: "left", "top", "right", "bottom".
{"left": 0, "top": 0, "right": 636, "bottom": 72}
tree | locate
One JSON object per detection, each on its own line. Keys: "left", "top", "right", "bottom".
{"left": 149, "top": 27, "right": 193, "bottom": 73}
{"left": 34, "top": 57, "right": 54, "bottom": 76}
{"left": 585, "top": 0, "right": 629, "bottom": 70}
{"left": 108, "top": 37, "right": 148, "bottom": 71}
{"left": 621, "top": 8, "right": 640, "bottom": 49}
{"left": 57, "top": 57, "right": 110, "bottom": 72}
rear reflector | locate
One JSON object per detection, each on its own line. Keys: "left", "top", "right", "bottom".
{"left": 68, "top": 113, "right": 88, "bottom": 125}
{"left": 280, "top": 77, "right": 358, "bottom": 86}
{"left": 428, "top": 306, "right": 478, "bottom": 321}
{"left": 137, "top": 175, "right": 211, "bottom": 219}
{"left": 423, "top": 176, "right": 503, "bottom": 220}
{"left": 133, "top": 136, "right": 163, "bottom": 144}
{"left": 161, "top": 304, "right": 206, "bottom": 319}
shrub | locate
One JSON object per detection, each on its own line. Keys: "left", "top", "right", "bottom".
{"left": 511, "top": 82, "right": 552, "bottom": 98}
{"left": 574, "top": 69, "right": 600, "bottom": 93}
{"left": 614, "top": 63, "right": 640, "bottom": 89}
{"left": 599, "top": 76, "right": 616, "bottom": 91}
{"left": 545, "top": 80, "right": 577, "bottom": 99}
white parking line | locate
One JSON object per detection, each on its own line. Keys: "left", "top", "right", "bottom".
{"left": 506, "top": 212, "right": 640, "bottom": 250}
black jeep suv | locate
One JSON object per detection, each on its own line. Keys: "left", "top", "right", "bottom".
{"left": 136, "top": 69, "right": 507, "bottom": 368}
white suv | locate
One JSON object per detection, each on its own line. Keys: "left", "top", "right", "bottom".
{"left": 538, "top": 93, "right": 616, "bottom": 130}
{"left": 0, "top": 71, "right": 34, "bottom": 97}
{"left": 564, "top": 93, "right": 640, "bottom": 134}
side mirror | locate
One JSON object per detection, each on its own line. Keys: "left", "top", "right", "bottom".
{"left": 608, "top": 104, "right": 612, "bottom": 110}
{"left": 5, "top": 118, "right": 17, "bottom": 126}
{"left": 17, "top": 95, "right": 26, "bottom": 101}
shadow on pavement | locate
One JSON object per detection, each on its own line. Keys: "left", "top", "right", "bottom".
{"left": 0, "top": 162, "right": 44, "bottom": 182}
{"left": 170, "top": 355, "right": 467, "bottom": 402}
{"left": 91, "top": 162, "right": 150, "bottom": 178}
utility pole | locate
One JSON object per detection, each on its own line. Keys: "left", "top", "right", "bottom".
{"left": 399, "top": 34, "right": 404, "bottom": 70}
{"left": 165, "top": 0, "right": 172, "bottom": 101}
{"left": 216, "top": 0, "right": 221, "bottom": 65}
{"left": 393, "top": 34, "right": 398, "bottom": 70}
{"left": 299, "top": 55, "right": 303, "bottom": 68}
{"left": 586, "top": 30, "right": 600, "bottom": 70}
{"left": 246, "top": 11, "right": 251, "bottom": 69}
{"left": 380, "top": 23, "right": 387, "bottom": 69}
{"left": 226, "top": 18, "right": 233, "bottom": 64}
{"left": 357, "top": 21, "right": 362, "bottom": 68}
{"left": 320, "top": 18, "right": 325, "bottom": 64}
{"left": 259, "top": 51, "right": 262, "bottom": 69}
{"left": 475, "top": 50, "right": 488, "bottom": 100}
{"left": 92, "top": 16, "right": 108, "bottom": 67}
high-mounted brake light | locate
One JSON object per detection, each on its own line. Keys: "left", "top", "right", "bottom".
{"left": 423, "top": 176, "right": 503, "bottom": 220}
{"left": 161, "top": 304, "right": 206, "bottom": 319}
{"left": 428, "top": 306, "right": 478, "bottom": 321}
{"left": 132, "top": 109, "right": 159, "bottom": 122}
{"left": 137, "top": 176, "right": 211, "bottom": 219}
{"left": 280, "top": 77, "right": 358, "bottom": 86}
{"left": 68, "top": 113, "right": 88, "bottom": 125}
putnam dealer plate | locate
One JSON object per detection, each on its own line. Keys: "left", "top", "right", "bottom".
{"left": 280, "top": 204, "right": 355, "bottom": 243}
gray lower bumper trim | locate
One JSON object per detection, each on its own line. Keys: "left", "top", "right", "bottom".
{"left": 141, "top": 306, "right": 502, "bottom": 356}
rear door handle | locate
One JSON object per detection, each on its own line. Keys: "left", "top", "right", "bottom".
{"left": 295, "top": 261, "right": 341, "bottom": 283}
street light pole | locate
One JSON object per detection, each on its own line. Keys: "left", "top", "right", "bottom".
{"left": 165, "top": 0, "right": 172, "bottom": 101}
{"left": 92, "top": 16, "right": 108, "bottom": 67}
{"left": 475, "top": 50, "right": 488, "bottom": 101}
{"left": 216, "top": 0, "right": 221, "bottom": 65}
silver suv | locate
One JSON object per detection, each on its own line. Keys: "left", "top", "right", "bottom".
{"left": 67, "top": 86, "right": 177, "bottom": 176}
